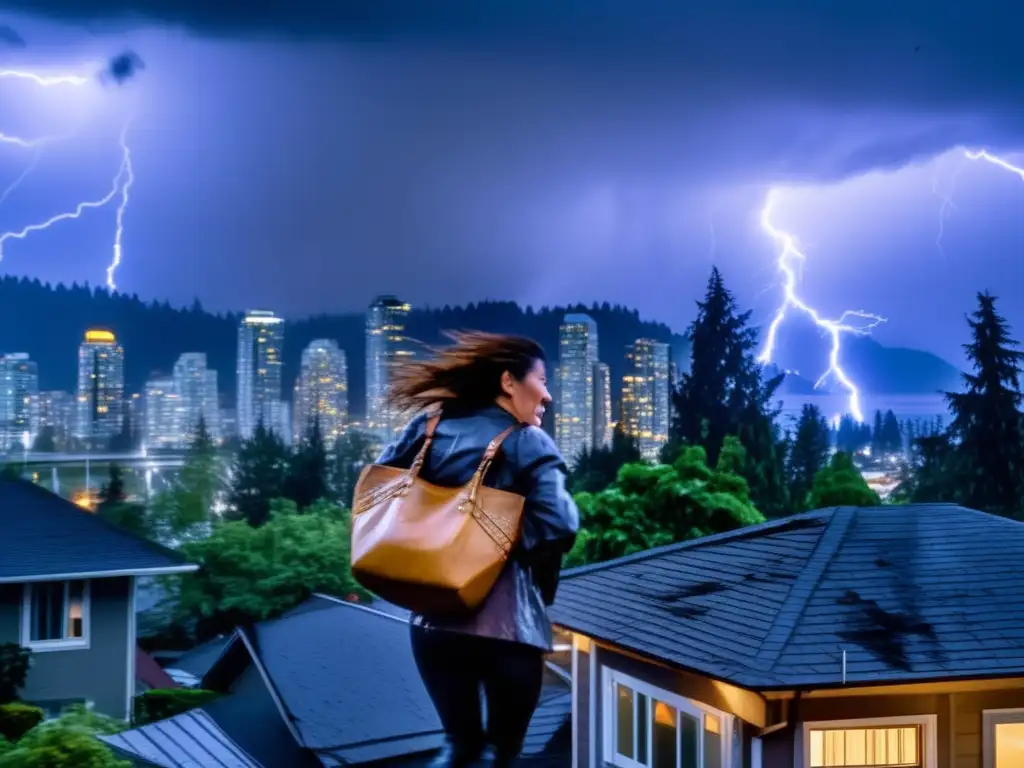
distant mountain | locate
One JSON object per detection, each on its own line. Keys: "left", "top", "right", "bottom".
{"left": 0, "top": 277, "right": 688, "bottom": 417}
{"left": 764, "top": 315, "right": 961, "bottom": 396}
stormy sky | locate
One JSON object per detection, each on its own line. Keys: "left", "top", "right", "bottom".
{"left": 1, "top": 1, "right": 1024, "bottom": 366}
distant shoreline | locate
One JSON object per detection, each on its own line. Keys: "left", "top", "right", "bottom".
{"left": 777, "top": 392, "right": 947, "bottom": 423}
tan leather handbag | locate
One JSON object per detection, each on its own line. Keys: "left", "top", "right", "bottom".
{"left": 350, "top": 411, "right": 524, "bottom": 615}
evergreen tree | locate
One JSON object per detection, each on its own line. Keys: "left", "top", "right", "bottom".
{"left": 285, "top": 417, "right": 330, "bottom": 509}
{"left": 881, "top": 410, "right": 902, "bottom": 454}
{"left": 227, "top": 421, "right": 290, "bottom": 527}
{"left": 945, "top": 292, "right": 1024, "bottom": 516}
{"left": 870, "top": 410, "right": 884, "bottom": 455}
{"left": 787, "top": 404, "right": 832, "bottom": 511}
{"left": 906, "top": 433, "right": 959, "bottom": 503}
{"left": 331, "top": 428, "right": 377, "bottom": 506}
{"left": 99, "top": 463, "right": 126, "bottom": 508}
{"left": 671, "top": 268, "right": 789, "bottom": 514}
{"left": 569, "top": 425, "right": 642, "bottom": 493}
{"left": 31, "top": 426, "right": 56, "bottom": 453}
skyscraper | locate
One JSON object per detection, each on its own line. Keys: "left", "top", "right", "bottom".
{"left": 38, "top": 390, "right": 74, "bottom": 450}
{"left": 556, "top": 313, "right": 598, "bottom": 462}
{"left": 173, "top": 353, "right": 221, "bottom": 442}
{"left": 365, "top": 296, "right": 413, "bottom": 438}
{"left": 592, "top": 362, "right": 613, "bottom": 450}
{"left": 237, "top": 310, "right": 285, "bottom": 439}
{"left": 143, "top": 378, "right": 185, "bottom": 450}
{"left": 74, "top": 330, "right": 125, "bottom": 447}
{"left": 293, "top": 339, "right": 348, "bottom": 446}
{"left": 0, "top": 354, "right": 39, "bottom": 451}
{"left": 621, "top": 339, "right": 671, "bottom": 461}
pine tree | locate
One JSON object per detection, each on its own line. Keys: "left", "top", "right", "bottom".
{"left": 871, "top": 410, "right": 884, "bottom": 455}
{"left": 227, "top": 421, "right": 291, "bottom": 527}
{"left": 286, "top": 417, "right": 330, "bottom": 509}
{"left": 331, "top": 428, "right": 377, "bottom": 506}
{"left": 945, "top": 292, "right": 1024, "bottom": 516}
{"left": 881, "top": 410, "right": 902, "bottom": 454}
{"left": 99, "top": 463, "right": 126, "bottom": 507}
{"left": 787, "top": 404, "right": 832, "bottom": 511}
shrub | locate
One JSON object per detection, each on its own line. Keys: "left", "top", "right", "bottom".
{"left": 0, "top": 646, "right": 30, "bottom": 705}
{"left": 133, "top": 689, "right": 220, "bottom": 725}
{"left": 0, "top": 704, "right": 43, "bottom": 743}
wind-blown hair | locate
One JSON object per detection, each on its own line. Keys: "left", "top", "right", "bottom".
{"left": 387, "top": 331, "right": 546, "bottom": 413}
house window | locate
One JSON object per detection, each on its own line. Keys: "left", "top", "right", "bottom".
{"left": 602, "top": 667, "right": 731, "bottom": 768}
{"left": 21, "top": 580, "right": 90, "bottom": 650}
{"left": 802, "top": 717, "right": 936, "bottom": 768}
{"left": 982, "top": 709, "right": 1024, "bottom": 768}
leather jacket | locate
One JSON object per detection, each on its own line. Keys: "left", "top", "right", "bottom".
{"left": 375, "top": 403, "right": 580, "bottom": 651}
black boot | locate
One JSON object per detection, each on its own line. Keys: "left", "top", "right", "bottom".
{"left": 428, "top": 743, "right": 484, "bottom": 768}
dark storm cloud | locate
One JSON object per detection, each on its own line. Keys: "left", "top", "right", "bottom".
{"left": 102, "top": 49, "right": 144, "bottom": 83}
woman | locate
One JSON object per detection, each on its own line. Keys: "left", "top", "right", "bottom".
{"left": 376, "top": 331, "right": 579, "bottom": 768}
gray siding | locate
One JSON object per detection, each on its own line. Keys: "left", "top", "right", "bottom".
{"left": 0, "top": 576, "right": 133, "bottom": 719}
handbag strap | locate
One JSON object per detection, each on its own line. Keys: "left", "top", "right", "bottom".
{"left": 407, "top": 407, "right": 442, "bottom": 480}
{"left": 465, "top": 424, "right": 518, "bottom": 505}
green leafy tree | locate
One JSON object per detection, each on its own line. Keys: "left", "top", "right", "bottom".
{"left": 787, "top": 404, "right": 832, "bottom": 511}
{"left": 807, "top": 452, "right": 880, "bottom": 508}
{"left": 172, "top": 498, "right": 368, "bottom": 638}
{"left": 565, "top": 436, "right": 765, "bottom": 567}
{"left": 945, "top": 292, "right": 1024, "bottom": 516}
{"left": 227, "top": 421, "right": 290, "bottom": 527}
{"left": 0, "top": 646, "right": 30, "bottom": 705}
{"left": 149, "top": 418, "right": 224, "bottom": 539}
{"left": 0, "top": 704, "right": 127, "bottom": 768}
{"left": 331, "top": 428, "right": 376, "bottom": 505}
{"left": 569, "top": 426, "right": 642, "bottom": 493}
{"left": 286, "top": 418, "right": 329, "bottom": 509}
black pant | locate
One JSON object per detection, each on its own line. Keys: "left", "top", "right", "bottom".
{"left": 410, "top": 624, "right": 545, "bottom": 762}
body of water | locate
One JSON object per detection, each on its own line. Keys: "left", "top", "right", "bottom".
{"left": 776, "top": 393, "right": 948, "bottom": 425}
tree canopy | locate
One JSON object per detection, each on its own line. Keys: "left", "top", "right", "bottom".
{"left": 807, "top": 452, "right": 881, "bottom": 509}
{"left": 565, "top": 436, "right": 765, "bottom": 567}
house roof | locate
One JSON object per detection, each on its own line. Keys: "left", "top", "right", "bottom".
{"left": 136, "top": 648, "right": 180, "bottom": 690}
{"left": 0, "top": 478, "right": 196, "bottom": 582}
{"left": 105, "top": 595, "right": 572, "bottom": 766}
{"left": 551, "top": 504, "right": 1024, "bottom": 690}
{"left": 100, "top": 709, "right": 261, "bottom": 768}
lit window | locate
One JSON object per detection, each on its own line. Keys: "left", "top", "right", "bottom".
{"left": 808, "top": 727, "right": 920, "bottom": 767}
{"left": 605, "top": 669, "right": 727, "bottom": 768}
{"left": 983, "top": 709, "right": 1024, "bottom": 768}
{"left": 22, "top": 581, "right": 89, "bottom": 649}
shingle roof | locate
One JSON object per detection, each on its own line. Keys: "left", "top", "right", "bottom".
{"left": 100, "top": 709, "right": 260, "bottom": 768}
{"left": 0, "top": 478, "right": 195, "bottom": 581}
{"left": 551, "top": 504, "right": 1024, "bottom": 689}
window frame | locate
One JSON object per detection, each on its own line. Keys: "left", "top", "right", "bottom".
{"left": 601, "top": 666, "right": 733, "bottom": 768}
{"left": 20, "top": 579, "right": 91, "bottom": 652}
{"left": 982, "top": 708, "right": 1024, "bottom": 768}
{"left": 799, "top": 715, "right": 938, "bottom": 768}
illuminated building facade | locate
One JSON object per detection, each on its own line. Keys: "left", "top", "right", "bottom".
{"left": 365, "top": 296, "right": 413, "bottom": 438}
{"left": 74, "top": 330, "right": 125, "bottom": 447}
{"left": 237, "top": 310, "right": 285, "bottom": 439}
{"left": 38, "top": 390, "right": 74, "bottom": 450}
{"left": 621, "top": 338, "right": 671, "bottom": 461}
{"left": 293, "top": 339, "right": 348, "bottom": 446}
{"left": 0, "top": 354, "right": 39, "bottom": 452}
{"left": 592, "top": 362, "right": 613, "bottom": 450}
{"left": 556, "top": 313, "right": 599, "bottom": 463}
{"left": 173, "top": 352, "right": 221, "bottom": 443}
{"left": 144, "top": 378, "right": 186, "bottom": 450}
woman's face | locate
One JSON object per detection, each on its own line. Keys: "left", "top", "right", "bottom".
{"left": 502, "top": 358, "right": 551, "bottom": 427}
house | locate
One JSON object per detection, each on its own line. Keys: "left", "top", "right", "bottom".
{"left": 0, "top": 478, "right": 197, "bottom": 719}
{"left": 101, "top": 594, "right": 572, "bottom": 766}
{"left": 550, "top": 504, "right": 1024, "bottom": 768}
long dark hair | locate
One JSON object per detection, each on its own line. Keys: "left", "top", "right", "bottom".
{"left": 387, "top": 331, "right": 546, "bottom": 412}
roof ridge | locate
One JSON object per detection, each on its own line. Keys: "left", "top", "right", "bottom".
{"left": 750, "top": 505, "right": 857, "bottom": 671}
{"left": 310, "top": 592, "right": 411, "bottom": 623}
{"left": 561, "top": 508, "right": 834, "bottom": 578}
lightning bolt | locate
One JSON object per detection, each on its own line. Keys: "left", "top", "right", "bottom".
{"left": 757, "top": 189, "right": 886, "bottom": 422}
{"left": 931, "top": 165, "right": 960, "bottom": 259}
{"left": 0, "top": 65, "right": 134, "bottom": 288}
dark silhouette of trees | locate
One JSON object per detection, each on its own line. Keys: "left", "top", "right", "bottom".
{"left": 227, "top": 422, "right": 290, "bottom": 527}
{"left": 787, "top": 404, "right": 831, "bottom": 511}
{"left": 285, "top": 418, "right": 329, "bottom": 509}
{"left": 331, "top": 429, "right": 376, "bottom": 506}
{"left": 569, "top": 426, "right": 642, "bottom": 493}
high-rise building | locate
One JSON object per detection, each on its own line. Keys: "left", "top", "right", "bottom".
{"left": 592, "top": 362, "right": 613, "bottom": 449}
{"left": 621, "top": 339, "right": 671, "bottom": 461}
{"left": 0, "top": 354, "right": 39, "bottom": 451}
{"left": 74, "top": 330, "right": 125, "bottom": 447}
{"left": 365, "top": 296, "right": 413, "bottom": 438}
{"left": 173, "top": 353, "right": 221, "bottom": 443}
{"left": 237, "top": 310, "right": 285, "bottom": 440}
{"left": 38, "top": 390, "right": 74, "bottom": 450}
{"left": 293, "top": 339, "right": 348, "bottom": 446}
{"left": 144, "top": 378, "right": 186, "bottom": 451}
{"left": 555, "top": 313, "right": 599, "bottom": 463}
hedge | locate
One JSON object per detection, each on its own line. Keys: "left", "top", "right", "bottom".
{"left": 133, "top": 688, "right": 220, "bottom": 725}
